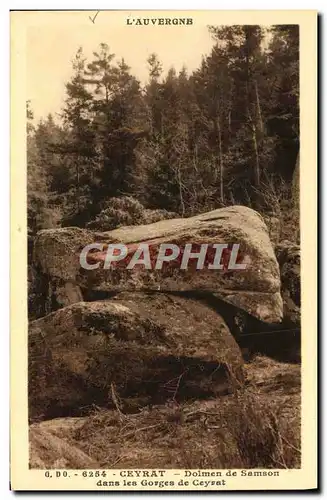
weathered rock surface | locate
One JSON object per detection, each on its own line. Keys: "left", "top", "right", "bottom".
{"left": 275, "top": 240, "right": 300, "bottom": 328}
{"left": 29, "top": 293, "right": 243, "bottom": 420}
{"left": 276, "top": 241, "right": 300, "bottom": 306}
{"left": 262, "top": 215, "right": 280, "bottom": 246}
{"left": 29, "top": 423, "right": 99, "bottom": 469}
{"left": 33, "top": 206, "right": 283, "bottom": 322}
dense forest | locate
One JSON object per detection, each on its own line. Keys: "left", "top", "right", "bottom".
{"left": 27, "top": 24, "right": 299, "bottom": 238}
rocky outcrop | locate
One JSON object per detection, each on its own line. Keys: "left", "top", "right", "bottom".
{"left": 29, "top": 293, "right": 243, "bottom": 420}
{"left": 276, "top": 241, "right": 300, "bottom": 306}
{"left": 33, "top": 205, "right": 283, "bottom": 323}
{"left": 262, "top": 215, "right": 280, "bottom": 246}
{"left": 275, "top": 240, "right": 300, "bottom": 328}
{"left": 29, "top": 422, "right": 99, "bottom": 469}
{"left": 28, "top": 206, "right": 302, "bottom": 470}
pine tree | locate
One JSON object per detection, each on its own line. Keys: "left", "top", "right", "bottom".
{"left": 56, "top": 47, "right": 98, "bottom": 225}
{"left": 27, "top": 28, "right": 300, "bottom": 230}
{"left": 84, "top": 44, "right": 145, "bottom": 198}
{"left": 265, "top": 25, "right": 299, "bottom": 181}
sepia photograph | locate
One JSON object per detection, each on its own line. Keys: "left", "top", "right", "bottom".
{"left": 10, "top": 10, "right": 317, "bottom": 491}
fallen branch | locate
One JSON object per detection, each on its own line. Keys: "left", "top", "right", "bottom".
{"left": 121, "top": 423, "right": 163, "bottom": 440}
{"left": 110, "top": 382, "right": 126, "bottom": 420}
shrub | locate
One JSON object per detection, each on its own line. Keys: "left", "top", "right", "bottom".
{"left": 87, "top": 196, "right": 178, "bottom": 231}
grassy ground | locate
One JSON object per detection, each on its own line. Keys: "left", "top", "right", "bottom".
{"left": 29, "top": 355, "right": 301, "bottom": 469}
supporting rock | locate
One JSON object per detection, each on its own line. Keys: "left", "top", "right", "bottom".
{"left": 29, "top": 294, "right": 243, "bottom": 420}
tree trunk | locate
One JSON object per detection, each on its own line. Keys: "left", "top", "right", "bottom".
{"left": 177, "top": 165, "right": 185, "bottom": 216}
{"left": 254, "top": 80, "right": 264, "bottom": 135}
{"left": 76, "top": 158, "right": 80, "bottom": 211}
{"left": 246, "top": 80, "right": 260, "bottom": 188}
{"left": 217, "top": 116, "right": 224, "bottom": 203}
{"left": 251, "top": 123, "right": 260, "bottom": 187}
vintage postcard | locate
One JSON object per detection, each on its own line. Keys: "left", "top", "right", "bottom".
{"left": 10, "top": 10, "right": 317, "bottom": 491}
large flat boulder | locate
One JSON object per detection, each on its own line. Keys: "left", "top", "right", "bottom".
{"left": 29, "top": 293, "right": 243, "bottom": 420}
{"left": 33, "top": 205, "right": 282, "bottom": 322}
